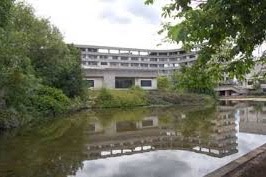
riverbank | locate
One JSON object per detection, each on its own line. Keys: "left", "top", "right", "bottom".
{"left": 0, "top": 89, "right": 215, "bottom": 130}
{"left": 206, "top": 143, "right": 266, "bottom": 177}
{"left": 89, "top": 88, "right": 215, "bottom": 108}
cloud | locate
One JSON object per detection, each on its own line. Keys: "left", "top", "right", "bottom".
{"left": 125, "top": 0, "right": 160, "bottom": 25}
{"left": 99, "top": 9, "right": 132, "bottom": 24}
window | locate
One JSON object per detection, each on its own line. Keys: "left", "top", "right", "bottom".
{"left": 88, "top": 61, "right": 97, "bottom": 65}
{"left": 121, "top": 63, "right": 129, "bottom": 67}
{"left": 121, "top": 57, "right": 128, "bottom": 60}
{"left": 140, "top": 63, "right": 148, "bottom": 67}
{"left": 99, "top": 55, "right": 108, "bottom": 59}
{"left": 115, "top": 78, "right": 134, "bottom": 88}
{"left": 247, "top": 80, "right": 253, "bottom": 85}
{"left": 170, "top": 58, "right": 177, "bottom": 62}
{"left": 86, "top": 80, "right": 94, "bottom": 88}
{"left": 110, "top": 62, "right": 118, "bottom": 66}
{"left": 142, "top": 120, "right": 153, "bottom": 127}
{"left": 131, "top": 57, "right": 139, "bottom": 61}
{"left": 141, "top": 80, "right": 152, "bottom": 87}
{"left": 112, "top": 56, "right": 118, "bottom": 60}
{"left": 131, "top": 63, "right": 139, "bottom": 67}
{"left": 89, "top": 55, "right": 98, "bottom": 59}
{"left": 101, "top": 62, "right": 108, "bottom": 65}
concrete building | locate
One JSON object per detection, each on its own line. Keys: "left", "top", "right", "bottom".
{"left": 76, "top": 44, "right": 197, "bottom": 89}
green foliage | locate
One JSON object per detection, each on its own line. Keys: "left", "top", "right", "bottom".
{"left": 95, "top": 88, "right": 114, "bottom": 108}
{"left": 0, "top": 0, "right": 13, "bottom": 28}
{"left": 146, "top": 0, "right": 266, "bottom": 78}
{"left": 146, "top": 90, "right": 214, "bottom": 106}
{"left": 7, "top": 3, "right": 84, "bottom": 98}
{"left": 172, "top": 64, "right": 217, "bottom": 95}
{"left": 0, "top": 2, "right": 84, "bottom": 129}
{"left": 94, "top": 88, "right": 147, "bottom": 108}
{"left": 31, "top": 86, "right": 71, "bottom": 117}
{"left": 157, "top": 76, "right": 171, "bottom": 90}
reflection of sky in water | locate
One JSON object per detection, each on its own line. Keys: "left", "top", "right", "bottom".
{"left": 70, "top": 133, "right": 266, "bottom": 177}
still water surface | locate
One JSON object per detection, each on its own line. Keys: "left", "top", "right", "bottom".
{"left": 1, "top": 101, "right": 266, "bottom": 177}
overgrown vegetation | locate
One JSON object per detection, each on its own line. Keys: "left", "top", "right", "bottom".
{"left": 91, "top": 87, "right": 214, "bottom": 108}
{"left": 0, "top": 1, "right": 85, "bottom": 129}
{"left": 94, "top": 87, "right": 147, "bottom": 108}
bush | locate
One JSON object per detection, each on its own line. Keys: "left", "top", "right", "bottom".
{"left": 0, "top": 110, "right": 20, "bottom": 130}
{"left": 157, "top": 76, "right": 171, "bottom": 90}
{"left": 31, "top": 85, "right": 71, "bottom": 116}
{"left": 94, "top": 88, "right": 114, "bottom": 108}
{"left": 94, "top": 88, "right": 147, "bottom": 108}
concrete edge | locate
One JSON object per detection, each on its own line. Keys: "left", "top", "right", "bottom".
{"left": 205, "top": 143, "right": 266, "bottom": 177}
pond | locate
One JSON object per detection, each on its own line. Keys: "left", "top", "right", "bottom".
{"left": 1, "top": 101, "right": 266, "bottom": 177}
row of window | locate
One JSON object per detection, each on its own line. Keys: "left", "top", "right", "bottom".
{"left": 82, "top": 61, "right": 181, "bottom": 68}
{"left": 85, "top": 79, "right": 152, "bottom": 88}
{"left": 82, "top": 55, "right": 195, "bottom": 61}
{"left": 81, "top": 48, "right": 189, "bottom": 56}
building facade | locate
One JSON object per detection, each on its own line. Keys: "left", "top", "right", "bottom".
{"left": 76, "top": 44, "right": 197, "bottom": 89}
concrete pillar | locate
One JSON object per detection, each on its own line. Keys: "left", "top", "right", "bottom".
{"left": 225, "top": 90, "right": 229, "bottom": 97}
{"left": 103, "top": 72, "right": 115, "bottom": 88}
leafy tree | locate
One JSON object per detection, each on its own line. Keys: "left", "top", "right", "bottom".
{"left": 145, "top": 0, "right": 266, "bottom": 78}
{"left": 172, "top": 64, "right": 218, "bottom": 95}
{"left": 0, "top": 2, "right": 84, "bottom": 129}
{"left": 0, "top": 0, "right": 13, "bottom": 28}
{"left": 157, "top": 76, "right": 171, "bottom": 90}
{"left": 8, "top": 2, "right": 84, "bottom": 98}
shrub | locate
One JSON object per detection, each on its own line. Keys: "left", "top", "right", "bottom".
{"left": 94, "top": 88, "right": 147, "bottom": 108}
{"left": 95, "top": 88, "right": 114, "bottom": 108}
{"left": 31, "top": 85, "right": 71, "bottom": 117}
{"left": 157, "top": 76, "right": 171, "bottom": 90}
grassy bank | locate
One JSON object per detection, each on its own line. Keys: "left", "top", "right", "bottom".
{"left": 89, "top": 88, "right": 215, "bottom": 108}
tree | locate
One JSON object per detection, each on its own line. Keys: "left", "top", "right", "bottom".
{"left": 0, "top": 0, "right": 13, "bottom": 28}
{"left": 8, "top": 2, "right": 84, "bottom": 98}
{"left": 172, "top": 64, "right": 218, "bottom": 95}
{"left": 0, "top": 2, "right": 84, "bottom": 129}
{"left": 145, "top": 0, "right": 266, "bottom": 79}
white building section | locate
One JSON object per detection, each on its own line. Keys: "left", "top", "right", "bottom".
{"left": 76, "top": 44, "right": 197, "bottom": 89}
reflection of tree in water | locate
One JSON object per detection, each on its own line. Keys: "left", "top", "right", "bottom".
{"left": 0, "top": 112, "right": 93, "bottom": 177}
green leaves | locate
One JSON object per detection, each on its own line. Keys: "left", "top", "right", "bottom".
{"left": 0, "top": 2, "right": 84, "bottom": 128}
{"left": 147, "top": 0, "right": 266, "bottom": 77}
{"left": 0, "top": 0, "right": 14, "bottom": 28}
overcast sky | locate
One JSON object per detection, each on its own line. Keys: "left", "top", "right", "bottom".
{"left": 24, "top": 0, "right": 178, "bottom": 49}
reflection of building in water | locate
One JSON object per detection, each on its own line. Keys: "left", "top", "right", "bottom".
{"left": 85, "top": 112, "right": 237, "bottom": 160}
{"left": 239, "top": 103, "right": 266, "bottom": 134}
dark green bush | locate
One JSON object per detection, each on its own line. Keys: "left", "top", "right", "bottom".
{"left": 31, "top": 85, "right": 71, "bottom": 116}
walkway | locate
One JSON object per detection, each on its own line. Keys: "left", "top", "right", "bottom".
{"left": 205, "top": 143, "right": 266, "bottom": 177}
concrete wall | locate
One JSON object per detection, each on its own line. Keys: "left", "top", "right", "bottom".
{"left": 84, "top": 68, "right": 157, "bottom": 90}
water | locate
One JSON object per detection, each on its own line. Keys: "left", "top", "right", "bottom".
{"left": 1, "top": 101, "right": 266, "bottom": 177}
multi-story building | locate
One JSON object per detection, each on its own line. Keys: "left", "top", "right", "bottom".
{"left": 76, "top": 44, "right": 197, "bottom": 89}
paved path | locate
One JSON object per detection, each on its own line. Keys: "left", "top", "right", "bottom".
{"left": 205, "top": 143, "right": 266, "bottom": 177}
